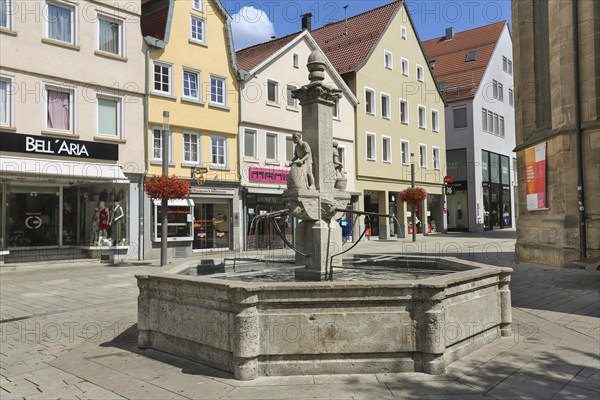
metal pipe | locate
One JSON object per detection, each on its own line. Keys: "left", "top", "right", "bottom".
{"left": 160, "top": 112, "right": 169, "bottom": 267}
{"left": 572, "top": 0, "right": 587, "bottom": 259}
{"left": 411, "top": 158, "right": 416, "bottom": 242}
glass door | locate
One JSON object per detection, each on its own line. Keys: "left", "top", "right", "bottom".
{"left": 7, "top": 186, "right": 60, "bottom": 247}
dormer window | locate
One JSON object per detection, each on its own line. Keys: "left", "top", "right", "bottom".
{"left": 438, "top": 80, "right": 447, "bottom": 91}
{"left": 428, "top": 59, "right": 437, "bottom": 69}
{"left": 465, "top": 50, "right": 478, "bottom": 62}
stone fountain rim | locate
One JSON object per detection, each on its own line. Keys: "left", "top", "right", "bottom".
{"left": 136, "top": 256, "right": 512, "bottom": 291}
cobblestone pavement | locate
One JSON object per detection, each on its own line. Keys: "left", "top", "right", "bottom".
{"left": 1, "top": 230, "right": 598, "bottom": 399}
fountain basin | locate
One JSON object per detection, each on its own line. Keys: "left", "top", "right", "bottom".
{"left": 136, "top": 256, "right": 511, "bottom": 380}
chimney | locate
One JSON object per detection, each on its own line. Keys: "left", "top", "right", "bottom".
{"left": 445, "top": 27, "right": 455, "bottom": 40}
{"left": 302, "top": 13, "right": 313, "bottom": 32}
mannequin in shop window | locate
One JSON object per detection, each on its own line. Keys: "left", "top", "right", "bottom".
{"left": 98, "top": 201, "right": 111, "bottom": 245}
{"left": 457, "top": 202, "right": 463, "bottom": 227}
{"left": 111, "top": 201, "right": 125, "bottom": 245}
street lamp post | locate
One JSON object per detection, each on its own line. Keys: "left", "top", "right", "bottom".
{"left": 411, "top": 153, "right": 416, "bottom": 242}
{"left": 160, "top": 111, "right": 169, "bottom": 267}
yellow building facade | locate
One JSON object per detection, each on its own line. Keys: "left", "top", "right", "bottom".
{"left": 142, "top": 0, "right": 241, "bottom": 259}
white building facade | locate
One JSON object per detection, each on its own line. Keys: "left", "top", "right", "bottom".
{"left": 0, "top": 0, "right": 145, "bottom": 262}
{"left": 424, "top": 22, "right": 516, "bottom": 232}
{"left": 237, "top": 31, "right": 358, "bottom": 250}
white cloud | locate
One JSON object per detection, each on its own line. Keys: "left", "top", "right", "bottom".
{"left": 231, "top": 6, "right": 276, "bottom": 50}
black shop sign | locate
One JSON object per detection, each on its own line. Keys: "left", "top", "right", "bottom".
{"left": 0, "top": 131, "right": 119, "bottom": 161}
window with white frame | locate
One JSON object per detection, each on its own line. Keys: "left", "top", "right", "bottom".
{"left": 267, "top": 80, "right": 279, "bottom": 103}
{"left": 190, "top": 15, "right": 205, "bottom": 44}
{"left": 431, "top": 109, "right": 439, "bottom": 132}
{"left": 453, "top": 107, "right": 467, "bottom": 129}
{"left": 47, "top": 1, "right": 74, "bottom": 44}
{"left": 401, "top": 25, "right": 407, "bottom": 39}
{"left": 498, "top": 82, "right": 504, "bottom": 101}
{"left": 244, "top": 129, "right": 257, "bottom": 158}
{"left": 98, "top": 17, "right": 122, "bottom": 55}
{"left": 509, "top": 88, "right": 514, "bottom": 107}
{"left": 482, "top": 108, "right": 488, "bottom": 131}
{"left": 381, "top": 93, "right": 391, "bottom": 119}
{"left": 400, "top": 99, "right": 408, "bottom": 124}
{"left": 0, "top": 78, "right": 11, "bottom": 126}
{"left": 492, "top": 79, "right": 499, "bottom": 100}
{"left": 97, "top": 96, "right": 121, "bottom": 137}
{"left": 152, "top": 129, "right": 173, "bottom": 162}
{"left": 366, "top": 132, "right": 376, "bottom": 161}
{"left": 285, "top": 135, "right": 294, "bottom": 162}
{"left": 266, "top": 132, "right": 278, "bottom": 161}
{"left": 507, "top": 59, "right": 512, "bottom": 75}
{"left": 210, "top": 75, "right": 226, "bottom": 105}
{"left": 332, "top": 101, "right": 340, "bottom": 120}
{"left": 401, "top": 58, "right": 409, "bottom": 76}
{"left": 192, "top": 0, "right": 203, "bottom": 11}
{"left": 488, "top": 110, "right": 493, "bottom": 133}
{"left": 183, "top": 69, "right": 200, "bottom": 100}
{"left": 432, "top": 147, "right": 440, "bottom": 170}
{"left": 418, "top": 105, "right": 426, "bottom": 129}
{"left": 211, "top": 136, "right": 226, "bottom": 166}
{"left": 382, "top": 136, "right": 391, "bottom": 163}
{"left": 400, "top": 141, "right": 409, "bottom": 164}
{"left": 153, "top": 62, "right": 172, "bottom": 94}
{"left": 46, "top": 87, "right": 73, "bottom": 132}
{"left": 1, "top": 0, "right": 11, "bottom": 29}
{"left": 493, "top": 114, "right": 499, "bottom": 135}
{"left": 338, "top": 145, "right": 346, "bottom": 170}
{"left": 416, "top": 64, "right": 424, "bottom": 82}
{"left": 384, "top": 50, "right": 393, "bottom": 69}
{"left": 286, "top": 84, "right": 297, "bottom": 108}
{"left": 365, "top": 88, "right": 375, "bottom": 115}
{"left": 419, "top": 144, "right": 427, "bottom": 168}
{"left": 502, "top": 56, "right": 507, "bottom": 72}
{"left": 183, "top": 132, "right": 199, "bottom": 163}
{"left": 293, "top": 53, "right": 299, "bottom": 68}
{"left": 499, "top": 116, "right": 505, "bottom": 138}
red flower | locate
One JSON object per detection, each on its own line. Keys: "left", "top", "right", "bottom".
{"left": 144, "top": 175, "right": 191, "bottom": 200}
{"left": 398, "top": 187, "right": 428, "bottom": 205}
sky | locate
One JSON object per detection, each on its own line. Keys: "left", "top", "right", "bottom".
{"left": 222, "top": 0, "right": 513, "bottom": 50}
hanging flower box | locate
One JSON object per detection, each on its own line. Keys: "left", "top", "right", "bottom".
{"left": 144, "top": 175, "right": 191, "bottom": 200}
{"left": 398, "top": 187, "right": 428, "bottom": 205}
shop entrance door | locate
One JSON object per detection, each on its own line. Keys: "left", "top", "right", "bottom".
{"left": 193, "top": 199, "right": 231, "bottom": 250}
{"left": 7, "top": 186, "right": 60, "bottom": 247}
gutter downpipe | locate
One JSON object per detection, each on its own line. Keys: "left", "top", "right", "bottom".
{"left": 572, "top": 0, "right": 587, "bottom": 259}
{"left": 140, "top": 36, "right": 167, "bottom": 261}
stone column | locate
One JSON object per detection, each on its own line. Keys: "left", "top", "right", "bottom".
{"left": 415, "top": 288, "right": 446, "bottom": 375}
{"left": 231, "top": 293, "right": 260, "bottom": 380}
{"left": 136, "top": 275, "right": 152, "bottom": 349}
{"left": 499, "top": 271, "right": 512, "bottom": 337}
{"left": 378, "top": 191, "right": 390, "bottom": 239}
{"left": 396, "top": 200, "right": 408, "bottom": 238}
{"left": 421, "top": 199, "right": 429, "bottom": 236}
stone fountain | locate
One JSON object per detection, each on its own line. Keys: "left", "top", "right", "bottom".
{"left": 283, "top": 50, "right": 350, "bottom": 281}
{"left": 136, "top": 52, "right": 513, "bottom": 381}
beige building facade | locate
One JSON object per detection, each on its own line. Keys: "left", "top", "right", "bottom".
{"left": 0, "top": 0, "right": 145, "bottom": 262}
{"left": 513, "top": 0, "right": 600, "bottom": 266}
{"left": 313, "top": 2, "right": 447, "bottom": 239}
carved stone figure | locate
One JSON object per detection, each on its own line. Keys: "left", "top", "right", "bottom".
{"left": 286, "top": 133, "right": 315, "bottom": 190}
{"left": 332, "top": 141, "right": 343, "bottom": 178}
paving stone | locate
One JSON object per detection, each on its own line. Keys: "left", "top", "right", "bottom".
{"left": 223, "top": 383, "right": 391, "bottom": 399}
{"left": 313, "top": 374, "right": 378, "bottom": 384}
{"left": 568, "top": 374, "right": 600, "bottom": 393}
{"left": 552, "top": 384, "right": 600, "bottom": 400}
{"left": 487, "top": 372, "right": 566, "bottom": 399}
{"left": 386, "top": 380, "right": 479, "bottom": 396}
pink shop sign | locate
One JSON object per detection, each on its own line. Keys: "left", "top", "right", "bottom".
{"left": 249, "top": 167, "right": 289, "bottom": 183}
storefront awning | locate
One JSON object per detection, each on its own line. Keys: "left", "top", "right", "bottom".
{"left": 0, "top": 156, "right": 128, "bottom": 182}
{"left": 246, "top": 187, "right": 284, "bottom": 195}
{"left": 153, "top": 199, "right": 194, "bottom": 207}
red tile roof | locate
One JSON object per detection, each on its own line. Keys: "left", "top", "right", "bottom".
{"left": 312, "top": 1, "right": 402, "bottom": 75}
{"left": 141, "top": 0, "right": 169, "bottom": 41}
{"left": 236, "top": 32, "right": 299, "bottom": 72}
{"left": 236, "top": 0, "right": 403, "bottom": 75}
{"left": 422, "top": 21, "right": 506, "bottom": 102}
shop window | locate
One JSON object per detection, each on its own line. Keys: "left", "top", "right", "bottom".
{"left": 194, "top": 200, "right": 231, "bottom": 250}
{"left": 153, "top": 199, "right": 194, "bottom": 242}
{"left": 285, "top": 135, "right": 295, "bottom": 162}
